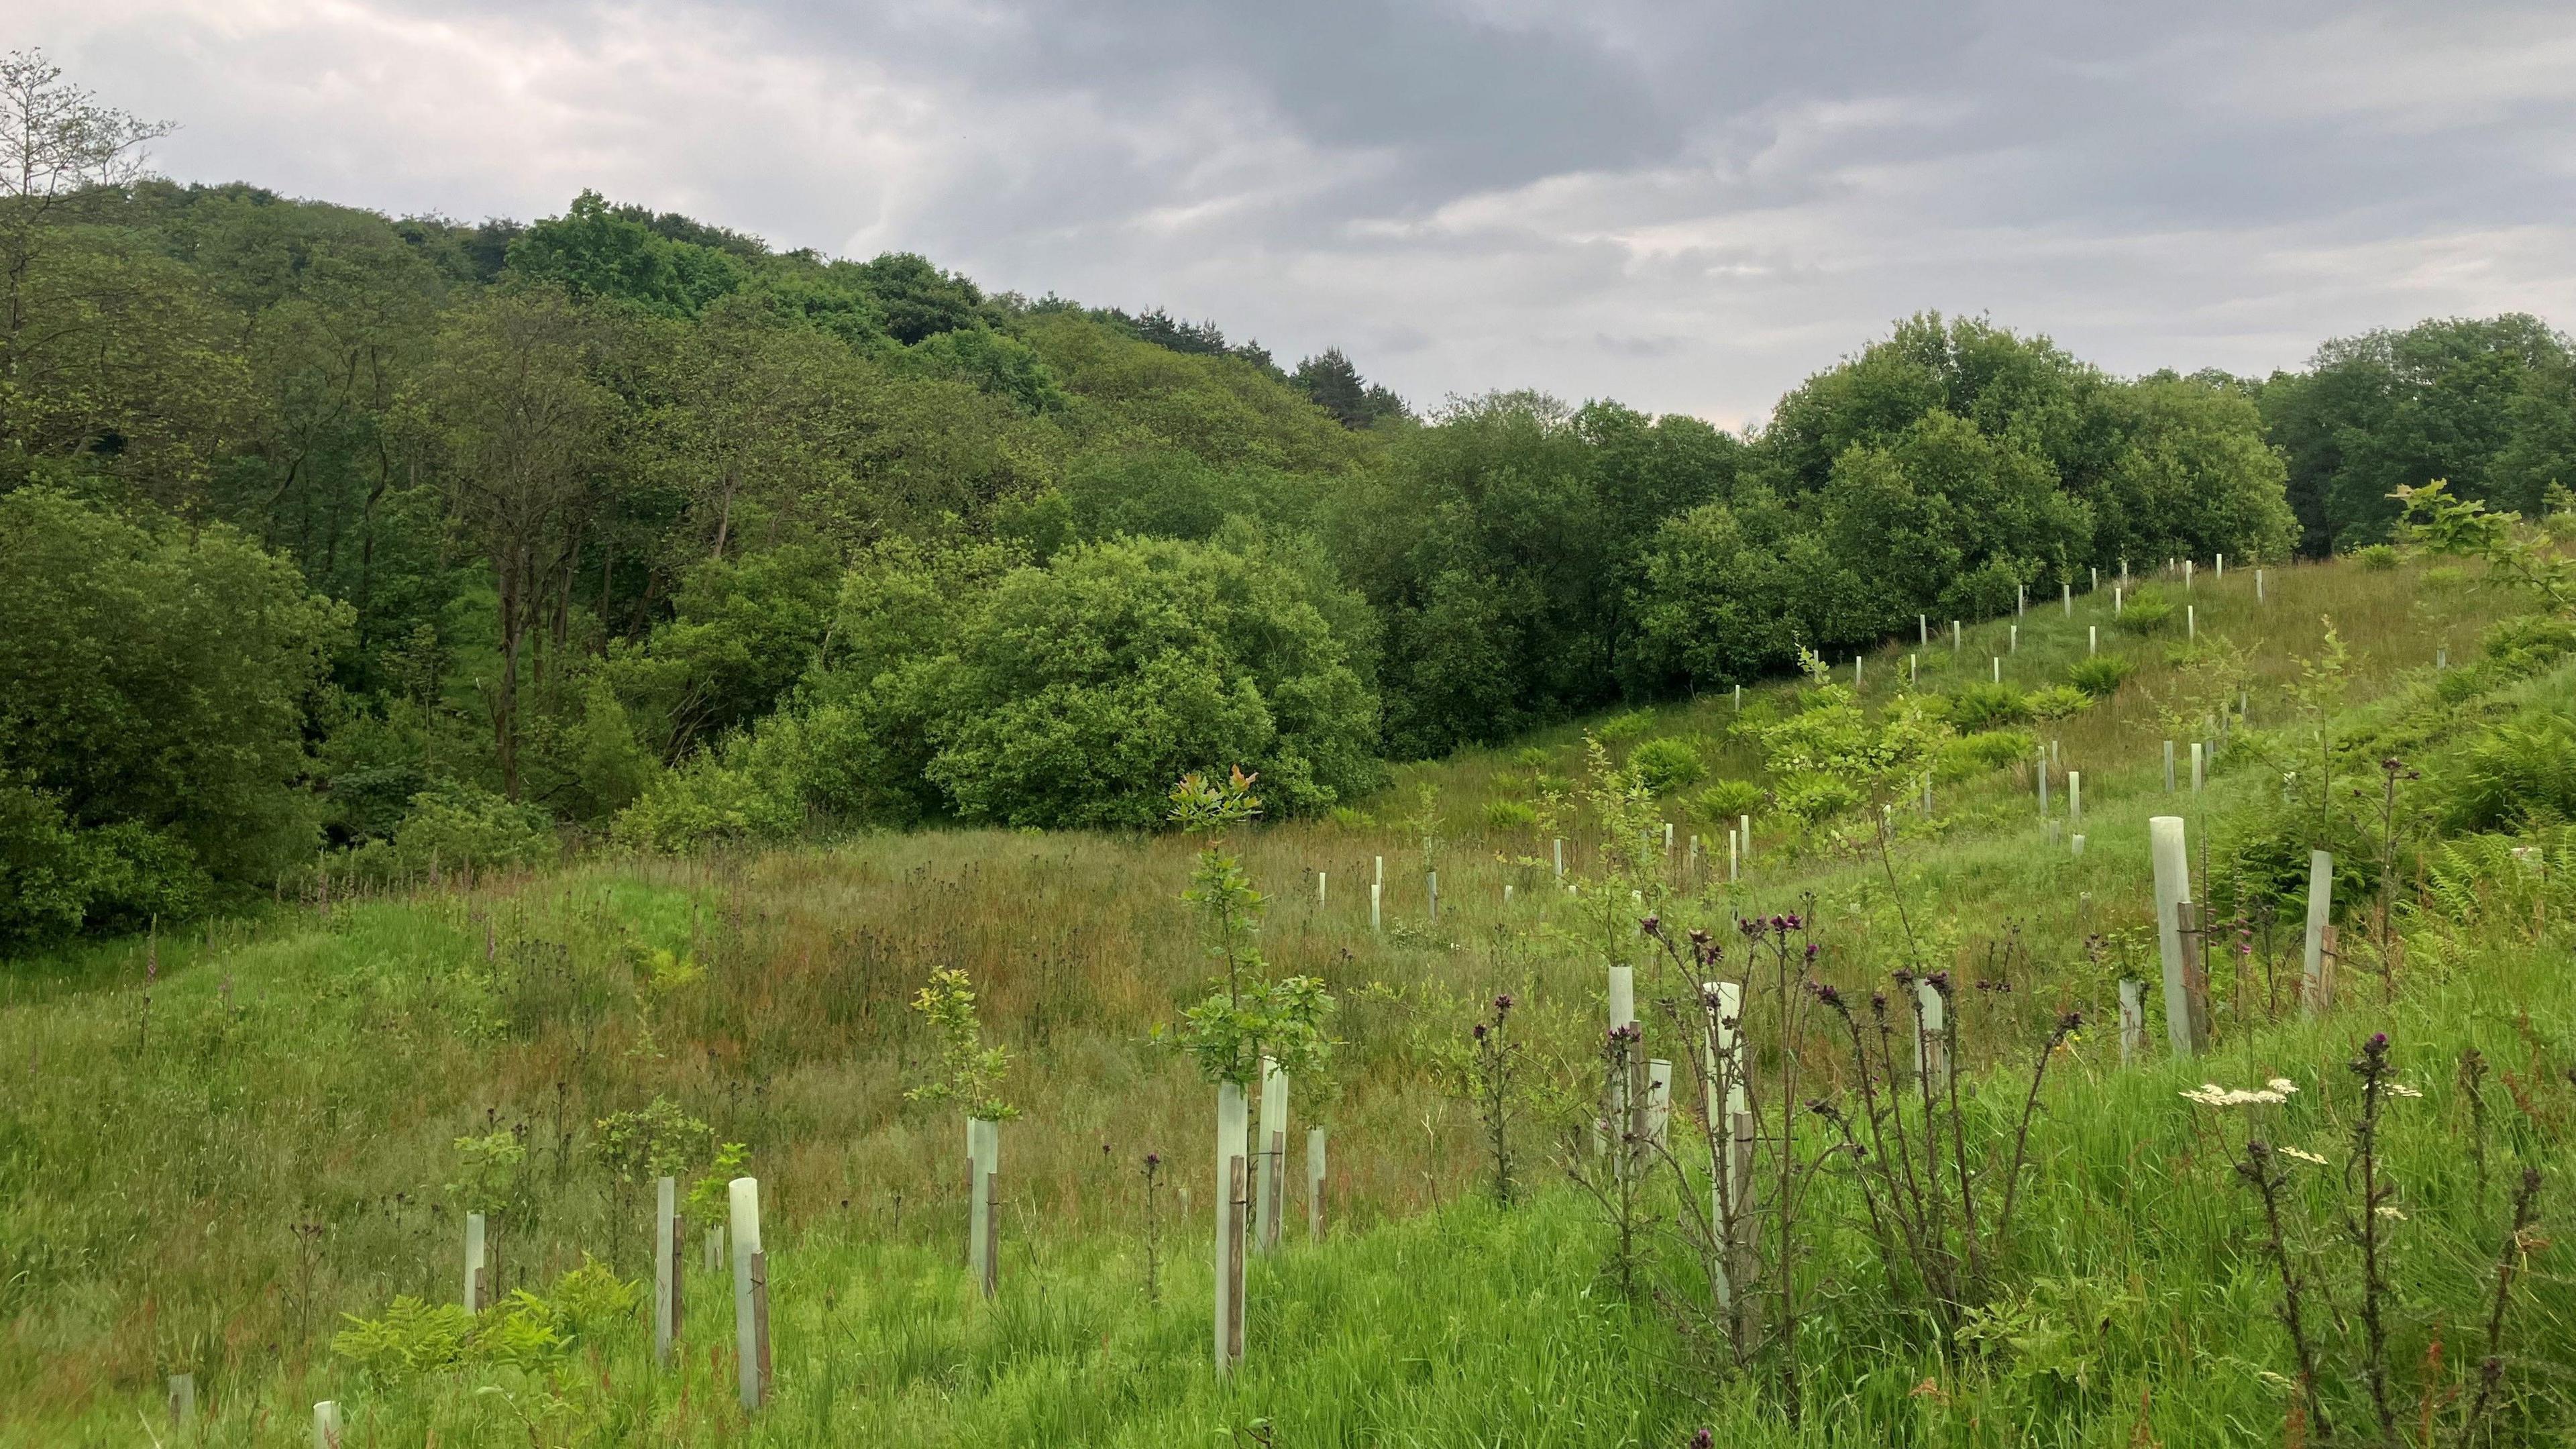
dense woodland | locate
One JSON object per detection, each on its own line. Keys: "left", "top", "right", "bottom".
{"left": 6, "top": 51, "right": 2576, "bottom": 949}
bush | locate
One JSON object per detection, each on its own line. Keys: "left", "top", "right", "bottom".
{"left": 612, "top": 747, "right": 802, "bottom": 853}
{"left": 1627, "top": 737, "right": 1707, "bottom": 794}
{"left": 2544, "top": 512, "right": 2576, "bottom": 543}
{"left": 1482, "top": 799, "right": 1539, "bottom": 830}
{"left": 2482, "top": 614, "right": 2576, "bottom": 677}
{"left": 2114, "top": 588, "right": 2176, "bottom": 634}
{"left": 2065, "top": 656, "right": 2135, "bottom": 698}
{"left": 383, "top": 784, "right": 556, "bottom": 877}
{"left": 1937, "top": 729, "right": 2036, "bottom": 784}
{"left": 2023, "top": 684, "right": 2094, "bottom": 721}
{"left": 1690, "top": 779, "right": 1767, "bottom": 822}
{"left": 924, "top": 537, "right": 1382, "bottom": 828}
{"left": 2351, "top": 542, "right": 2402, "bottom": 570}
{"left": 1946, "top": 682, "right": 2029, "bottom": 731}
{"left": 2445, "top": 718, "right": 2576, "bottom": 831}
{"left": 1596, "top": 710, "right": 1656, "bottom": 743}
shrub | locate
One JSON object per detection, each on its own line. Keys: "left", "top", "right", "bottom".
{"left": 2114, "top": 588, "right": 2176, "bottom": 634}
{"left": 1690, "top": 779, "right": 1767, "bottom": 823}
{"left": 1596, "top": 710, "right": 1656, "bottom": 743}
{"left": 2482, "top": 614, "right": 2576, "bottom": 676}
{"left": 1937, "top": 729, "right": 2036, "bottom": 784}
{"left": 1482, "top": 799, "right": 1540, "bottom": 830}
{"left": 1627, "top": 737, "right": 1707, "bottom": 794}
{"left": 2544, "top": 511, "right": 2576, "bottom": 543}
{"left": 2023, "top": 684, "right": 2093, "bottom": 721}
{"left": 2351, "top": 542, "right": 2402, "bottom": 570}
{"left": 1946, "top": 682, "right": 2029, "bottom": 731}
{"left": 2065, "top": 656, "right": 2134, "bottom": 698}
{"left": 2445, "top": 718, "right": 2576, "bottom": 832}
{"left": 388, "top": 784, "right": 555, "bottom": 875}
{"left": 611, "top": 748, "right": 801, "bottom": 853}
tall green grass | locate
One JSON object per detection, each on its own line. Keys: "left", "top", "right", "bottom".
{"left": 3, "top": 553, "right": 2570, "bottom": 1445}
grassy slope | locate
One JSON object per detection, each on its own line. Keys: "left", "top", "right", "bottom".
{"left": 4, "top": 557, "right": 2573, "bottom": 1446}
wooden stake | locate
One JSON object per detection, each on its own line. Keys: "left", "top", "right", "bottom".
{"left": 2302, "top": 850, "right": 2334, "bottom": 1015}
{"left": 2151, "top": 816, "right": 2204, "bottom": 1056}
{"left": 1226, "top": 1154, "right": 1248, "bottom": 1366}
{"left": 2117, "top": 979, "right": 2145, "bottom": 1065}
{"left": 729, "top": 1177, "right": 767, "bottom": 1409}
{"left": 1307, "top": 1126, "right": 1327, "bottom": 1240}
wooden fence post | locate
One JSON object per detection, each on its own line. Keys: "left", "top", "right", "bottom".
{"left": 2151, "top": 816, "right": 2204, "bottom": 1056}
{"left": 2302, "top": 850, "right": 2334, "bottom": 1015}
{"left": 729, "top": 1177, "right": 769, "bottom": 1410}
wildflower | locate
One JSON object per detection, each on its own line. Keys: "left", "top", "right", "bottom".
{"left": 1641, "top": 914, "right": 1663, "bottom": 938}
{"left": 2057, "top": 1010, "right": 2084, "bottom": 1034}
{"left": 1494, "top": 994, "right": 1515, "bottom": 1014}
{"left": 1472, "top": 1024, "right": 1489, "bottom": 1042}
{"left": 2385, "top": 1083, "right": 2422, "bottom": 1098}
{"left": 1808, "top": 981, "right": 1846, "bottom": 1011}
{"left": 1804, "top": 942, "right": 1820, "bottom": 962}
{"left": 2280, "top": 1146, "right": 2328, "bottom": 1165}
{"left": 2375, "top": 1205, "right": 2407, "bottom": 1221}
{"left": 2267, "top": 1077, "right": 2298, "bottom": 1095}
{"left": 2182, "top": 1081, "right": 2292, "bottom": 1107}
{"left": 1145, "top": 1152, "right": 1160, "bottom": 1167}
{"left": 1693, "top": 1432, "right": 1714, "bottom": 1449}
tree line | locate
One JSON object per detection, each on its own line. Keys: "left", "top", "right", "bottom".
{"left": 2, "top": 49, "right": 2570, "bottom": 947}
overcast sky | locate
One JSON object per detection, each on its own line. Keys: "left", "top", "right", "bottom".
{"left": 23, "top": 1, "right": 2576, "bottom": 425}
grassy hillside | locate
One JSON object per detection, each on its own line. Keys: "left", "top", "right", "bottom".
{"left": 5, "top": 554, "right": 2573, "bottom": 1446}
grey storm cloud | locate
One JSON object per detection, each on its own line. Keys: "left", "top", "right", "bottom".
{"left": 21, "top": 0, "right": 2576, "bottom": 423}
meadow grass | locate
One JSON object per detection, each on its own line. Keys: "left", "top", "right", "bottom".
{"left": 3, "top": 553, "right": 2571, "bottom": 1446}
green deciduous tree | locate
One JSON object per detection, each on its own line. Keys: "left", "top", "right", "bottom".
{"left": 0, "top": 489, "right": 348, "bottom": 944}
